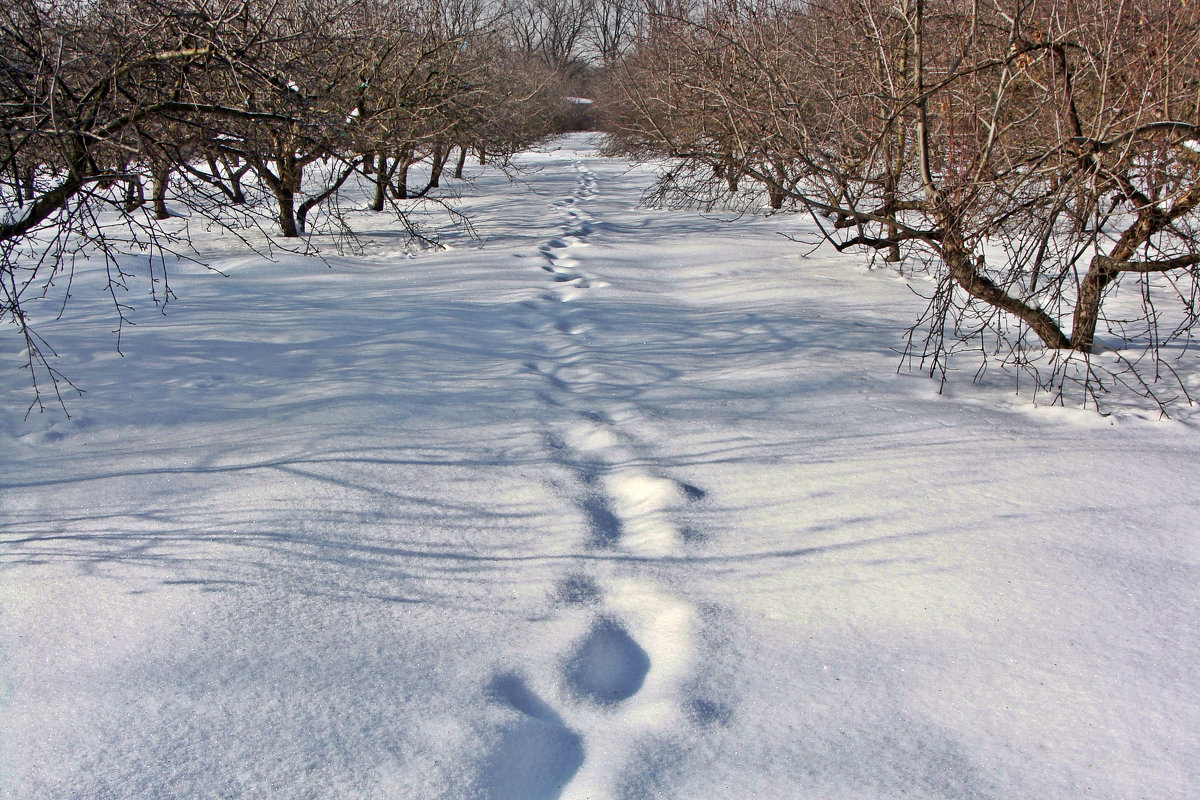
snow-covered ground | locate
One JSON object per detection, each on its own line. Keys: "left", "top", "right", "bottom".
{"left": 2, "top": 135, "right": 1198, "bottom": 799}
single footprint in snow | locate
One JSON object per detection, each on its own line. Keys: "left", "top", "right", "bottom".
{"left": 552, "top": 574, "right": 602, "bottom": 607}
{"left": 684, "top": 696, "right": 733, "bottom": 728}
{"left": 481, "top": 673, "right": 584, "bottom": 800}
{"left": 581, "top": 492, "right": 622, "bottom": 548}
{"left": 555, "top": 318, "right": 588, "bottom": 336}
{"left": 563, "top": 617, "right": 650, "bottom": 706}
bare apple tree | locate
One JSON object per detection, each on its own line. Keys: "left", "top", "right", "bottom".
{"left": 0, "top": 0, "right": 285, "bottom": 408}
{"left": 602, "top": 0, "right": 1200, "bottom": 411}
{"left": 3, "top": 0, "right": 574, "bottom": 411}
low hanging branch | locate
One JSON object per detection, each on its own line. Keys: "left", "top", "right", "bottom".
{"left": 297, "top": 154, "right": 364, "bottom": 233}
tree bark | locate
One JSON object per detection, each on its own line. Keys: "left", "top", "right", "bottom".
{"left": 427, "top": 143, "right": 448, "bottom": 190}
{"left": 1070, "top": 257, "right": 1114, "bottom": 352}
{"left": 765, "top": 161, "right": 786, "bottom": 210}
{"left": 941, "top": 232, "right": 1071, "bottom": 349}
{"left": 767, "top": 182, "right": 785, "bottom": 210}
{"left": 371, "top": 150, "right": 389, "bottom": 211}
{"left": 124, "top": 176, "right": 145, "bottom": 211}
{"left": 297, "top": 157, "right": 362, "bottom": 233}
{"left": 151, "top": 161, "right": 170, "bottom": 220}
{"left": 884, "top": 22, "right": 910, "bottom": 264}
{"left": 392, "top": 146, "right": 415, "bottom": 199}
{"left": 1070, "top": 179, "right": 1200, "bottom": 351}
{"left": 0, "top": 152, "right": 88, "bottom": 244}
{"left": 719, "top": 155, "right": 740, "bottom": 193}
{"left": 275, "top": 188, "right": 299, "bottom": 237}
{"left": 223, "top": 156, "right": 248, "bottom": 205}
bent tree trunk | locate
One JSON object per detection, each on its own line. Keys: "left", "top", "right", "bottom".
{"left": 220, "top": 156, "right": 249, "bottom": 205}
{"left": 0, "top": 149, "right": 90, "bottom": 244}
{"left": 941, "top": 231, "right": 1071, "bottom": 350}
{"left": 410, "top": 144, "right": 451, "bottom": 198}
{"left": 297, "top": 156, "right": 362, "bottom": 233}
{"left": 1069, "top": 179, "right": 1200, "bottom": 352}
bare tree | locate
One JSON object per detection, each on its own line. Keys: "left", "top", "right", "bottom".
{"left": 589, "top": 0, "right": 639, "bottom": 63}
{"left": 2, "top": 0, "right": 601, "bottom": 410}
{"left": 0, "top": 0, "right": 288, "bottom": 409}
{"left": 603, "top": 0, "right": 1200, "bottom": 410}
{"left": 504, "top": 0, "right": 594, "bottom": 74}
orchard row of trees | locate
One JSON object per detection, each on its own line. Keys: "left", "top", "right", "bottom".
{"left": 600, "top": 0, "right": 1200, "bottom": 407}
{"left": 6, "top": 0, "right": 1200, "bottom": 410}
{"left": 1, "top": 0, "right": 617, "bottom": 407}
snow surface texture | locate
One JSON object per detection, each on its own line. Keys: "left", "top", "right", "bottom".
{"left": 2, "top": 135, "right": 1199, "bottom": 799}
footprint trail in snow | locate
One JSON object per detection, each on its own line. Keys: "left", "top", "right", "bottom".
{"left": 482, "top": 151, "right": 709, "bottom": 799}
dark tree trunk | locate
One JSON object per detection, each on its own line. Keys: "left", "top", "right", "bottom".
{"left": 392, "top": 146, "right": 415, "bottom": 199}
{"left": 151, "top": 162, "right": 170, "bottom": 220}
{"left": 454, "top": 145, "right": 468, "bottom": 179}
{"left": 124, "top": 176, "right": 145, "bottom": 211}
{"left": 767, "top": 182, "right": 785, "bottom": 210}
{"left": 224, "top": 157, "right": 248, "bottom": 205}
{"left": 1069, "top": 180, "right": 1200, "bottom": 351}
{"left": 371, "top": 150, "right": 388, "bottom": 211}
{"left": 297, "top": 157, "right": 362, "bottom": 233}
{"left": 886, "top": 28, "right": 909, "bottom": 264}
{"left": 1070, "top": 257, "right": 1114, "bottom": 353}
{"left": 271, "top": 152, "right": 306, "bottom": 237}
{"left": 426, "top": 143, "right": 448, "bottom": 190}
{"left": 718, "top": 155, "right": 739, "bottom": 193}
{"left": 10, "top": 161, "right": 27, "bottom": 206}
{"left": 394, "top": 162, "right": 410, "bottom": 199}
{"left": 766, "top": 160, "right": 789, "bottom": 210}
{"left": 882, "top": 162, "right": 903, "bottom": 263}
{"left": 22, "top": 165, "right": 35, "bottom": 202}
{"left": 275, "top": 188, "right": 299, "bottom": 237}
{"left": 941, "top": 231, "right": 1071, "bottom": 350}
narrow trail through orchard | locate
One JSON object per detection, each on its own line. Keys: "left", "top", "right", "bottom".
{"left": 487, "top": 151, "right": 711, "bottom": 800}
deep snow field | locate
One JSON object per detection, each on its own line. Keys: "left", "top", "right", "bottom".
{"left": 2, "top": 135, "right": 1199, "bottom": 799}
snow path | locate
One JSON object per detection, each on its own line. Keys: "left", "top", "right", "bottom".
{"left": 2, "top": 135, "right": 1200, "bottom": 799}
{"left": 508, "top": 154, "right": 704, "bottom": 795}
